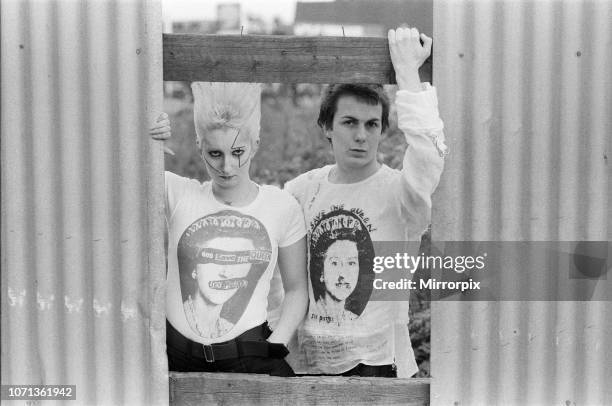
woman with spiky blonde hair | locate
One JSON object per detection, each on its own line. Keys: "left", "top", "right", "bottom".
{"left": 151, "top": 82, "right": 307, "bottom": 376}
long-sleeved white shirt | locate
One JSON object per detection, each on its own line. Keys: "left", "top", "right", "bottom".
{"left": 273, "top": 83, "right": 446, "bottom": 377}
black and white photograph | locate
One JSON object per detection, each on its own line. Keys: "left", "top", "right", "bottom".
{"left": 1, "top": 0, "right": 610, "bottom": 405}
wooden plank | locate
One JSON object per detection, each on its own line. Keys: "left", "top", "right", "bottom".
{"left": 169, "top": 372, "right": 430, "bottom": 406}
{"left": 163, "top": 34, "right": 432, "bottom": 84}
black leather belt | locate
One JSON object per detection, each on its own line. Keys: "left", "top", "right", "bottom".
{"left": 167, "top": 321, "right": 289, "bottom": 363}
{"left": 195, "top": 339, "right": 289, "bottom": 362}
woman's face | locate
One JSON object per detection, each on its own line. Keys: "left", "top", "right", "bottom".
{"left": 194, "top": 237, "right": 254, "bottom": 305}
{"left": 322, "top": 239, "right": 359, "bottom": 302}
{"left": 199, "top": 127, "right": 256, "bottom": 189}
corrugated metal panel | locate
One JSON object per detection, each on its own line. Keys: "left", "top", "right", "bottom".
{"left": 432, "top": 0, "right": 611, "bottom": 405}
{"left": 1, "top": 0, "right": 167, "bottom": 405}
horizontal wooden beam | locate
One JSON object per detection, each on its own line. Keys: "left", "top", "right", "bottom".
{"left": 169, "top": 372, "right": 430, "bottom": 405}
{"left": 163, "top": 34, "right": 432, "bottom": 84}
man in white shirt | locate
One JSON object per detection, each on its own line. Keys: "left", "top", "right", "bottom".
{"left": 279, "top": 26, "right": 447, "bottom": 377}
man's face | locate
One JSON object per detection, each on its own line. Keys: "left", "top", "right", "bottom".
{"left": 194, "top": 237, "right": 254, "bottom": 305}
{"left": 323, "top": 239, "right": 360, "bottom": 302}
{"left": 199, "top": 127, "right": 255, "bottom": 189}
{"left": 327, "top": 96, "right": 383, "bottom": 172}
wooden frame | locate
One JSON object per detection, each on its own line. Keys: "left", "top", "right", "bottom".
{"left": 163, "top": 33, "right": 432, "bottom": 84}
{"left": 170, "top": 373, "right": 430, "bottom": 406}
{"left": 163, "top": 33, "right": 431, "bottom": 406}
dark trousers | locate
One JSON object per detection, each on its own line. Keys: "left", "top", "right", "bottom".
{"left": 299, "top": 363, "right": 397, "bottom": 378}
{"left": 166, "top": 320, "right": 295, "bottom": 377}
{"left": 339, "top": 363, "right": 397, "bottom": 377}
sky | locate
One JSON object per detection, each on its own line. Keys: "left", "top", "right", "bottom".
{"left": 162, "top": 0, "right": 332, "bottom": 26}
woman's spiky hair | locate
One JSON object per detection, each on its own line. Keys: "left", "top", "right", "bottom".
{"left": 191, "top": 82, "right": 262, "bottom": 147}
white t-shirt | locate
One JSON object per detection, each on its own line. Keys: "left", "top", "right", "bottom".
{"left": 274, "top": 83, "right": 446, "bottom": 377}
{"left": 165, "top": 171, "right": 306, "bottom": 345}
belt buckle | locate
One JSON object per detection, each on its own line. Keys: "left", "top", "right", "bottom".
{"left": 203, "top": 345, "right": 215, "bottom": 362}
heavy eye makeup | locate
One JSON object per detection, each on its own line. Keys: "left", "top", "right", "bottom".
{"left": 206, "top": 150, "right": 222, "bottom": 158}
{"left": 205, "top": 148, "right": 246, "bottom": 159}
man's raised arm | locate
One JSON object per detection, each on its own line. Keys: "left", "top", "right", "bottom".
{"left": 388, "top": 27, "right": 447, "bottom": 233}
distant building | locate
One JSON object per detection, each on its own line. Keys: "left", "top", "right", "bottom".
{"left": 171, "top": 20, "right": 218, "bottom": 34}
{"left": 168, "top": 3, "right": 241, "bottom": 34}
{"left": 294, "top": 0, "right": 432, "bottom": 37}
{"left": 167, "top": 3, "right": 270, "bottom": 36}
{"left": 217, "top": 3, "right": 241, "bottom": 31}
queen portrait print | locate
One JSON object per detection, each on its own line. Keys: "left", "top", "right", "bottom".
{"left": 177, "top": 210, "right": 272, "bottom": 339}
{"left": 309, "top": 208, "right": 374, "bottom": 326}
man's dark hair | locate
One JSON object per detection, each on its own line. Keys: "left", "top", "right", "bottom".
{"left": 317, "top": 84, "right": 390, "bottom": 133}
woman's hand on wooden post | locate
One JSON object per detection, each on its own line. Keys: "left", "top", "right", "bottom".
{"left": 149, "top": 112, "right": 174, "bottom": 155}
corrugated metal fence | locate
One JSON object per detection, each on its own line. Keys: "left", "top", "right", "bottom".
{"left": 432, "top": 0, "right": 611, "bottom": 405}
{"left": 1, "top": 0, "right": 167, "bottom": 405}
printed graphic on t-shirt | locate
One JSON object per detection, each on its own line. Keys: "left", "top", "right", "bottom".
{"left": 177, "top": 210, "right": 272, "bottom": 339}
{"left": 308, "top": 206, "right": 374, "bottom": 326}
